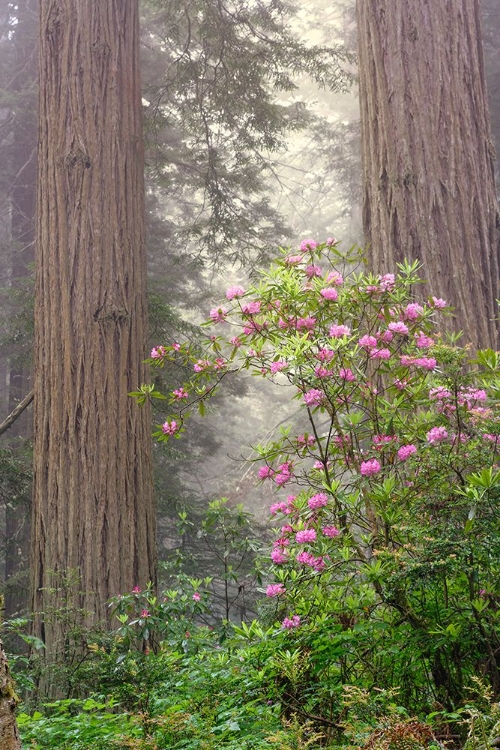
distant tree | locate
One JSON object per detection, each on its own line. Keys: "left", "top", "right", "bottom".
{"left": 141, "top": 0, "right": 354, "bottom": 268}
{"left": 1, "top": 0, "right": 37, "bottom": 619}
{"left": 32, "top": 1, "right": 156, "bottom": 657}
{"left": 357, "top": 0, "right": 500, "bottom": 348}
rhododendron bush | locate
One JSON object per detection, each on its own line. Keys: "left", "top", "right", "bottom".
{"left": 137, "top": 240, "right": 500, "bottom": 709}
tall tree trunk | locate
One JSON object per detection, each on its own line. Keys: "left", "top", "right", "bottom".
{"left": 4, "top": 0, "right": 37, "bottom": 620}
{"left": 0, "top": 596, "right": 21, "bottom": 750}
{"left": 0, "top": 642, "right": 21, "bottom": 750}
{"left": 32, "top": 0, "right": 156, "bottom": 660}
{"left": 357, "top": 0, "right": 500, "bottom": 348}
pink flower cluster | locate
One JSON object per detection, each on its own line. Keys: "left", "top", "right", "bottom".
{"left": 210, "top": 306, "right": 228, "bottom": 323}
{"left": 226, "top": 285, "right": 245, "bottom": 300}
{"left": 329, "top": 324, "right": 350, "bottom": 338}
{"left": 296, "top": 529, "right": 316, "bottom": 544}
{"left": 323, "top": 525, "right": 340, "bottom": 537}
{"left": 282, "top": 614, "right": 301, "bottom": 629}
{"left": 151, "top": 346, "right": 167, "bottom": 359}
{"left": 360, "top": 458, "right": 381, "bottom": 476}
{"left": 320, "top": 287, "right": 338, "bottom": 301}
{"left": 398, "top": 444, "right": 417, "bottom": 461}
{"left": 296, "top": 551, "right": 325, "bottom": 571}
{"left": 162, "top": 420, "right": 179, "bottom": 436}
{"left": 307, "top": 492, "right": 328, "bottom": 509}
{"left": 303, "top": 388, "right": 324, "bottom": 406}
{"left": 266, "top": 584, "right": 286, "bottom": 597}
{"left": 427, "top": 426, "right": 448, "bottom": 444}
{"left": 400, "top": 356, "right": 437, "bottom": 370}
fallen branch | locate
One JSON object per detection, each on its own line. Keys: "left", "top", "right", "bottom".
{"left": 0, "top": 390, "right": 34, "bottom": 437}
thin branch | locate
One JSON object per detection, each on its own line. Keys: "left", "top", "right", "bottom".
{"left": 0, "top": 389, "right": 33, "bottom": 437}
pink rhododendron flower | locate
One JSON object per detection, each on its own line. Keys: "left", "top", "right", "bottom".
{"left": 313, "top": 459, "right": 328, "bottom": 470}
{"left": 266, "top": 584, "right": 286, "bottom": 597}
{"left": 284, "top": 254, "right": 302, "bottom": 265}
{"left": 326, "top": 270, "right": 343, "bottom": 285}
{"left": 325, "top": 236, "right": 337, "bottom": 246}
{"left": 358, "top": 335, "right": 378, "bottom": 349}
{"left": 416, "top": 332, "right": 434, "bottom": 348}
{"left": 303, "top": 388, "right": 324, "bottom": 406}
{"left": 172, "top": 342, "right": 181, "bottom": 351}
{"left": 132, "top": 586, "right": 141, "bottom": 593}
{"left": 296, "top": 529, "right": 317, "bottom": 544}
{"left": 141, "top": 609, "right": 150, "bottom": 618}
{"left": 483, "top": 434, "right": 499, "bottom": 444}
{"left": 296, "top": 316, "right": 316, "bottom": 330}
{"left": 270, "top": 360, "right": 287, "bottom": 374}
{"left": 275, "top": 472, "right": 293, "bottom": 486}
{"left": 300, "top": 238, "right": 317, "bottom": 252}
{"left": 404, "top": 303, "right": 424, "bottom": 320}
{"left": 241, "top": 301, "right": 261, "bottom": 315}
{"left": 305, "top": 264, "right": 322, "bottom": 278}
{"left": 150, "top": 346, "right": 167, "bottom": 359}
{"left": 431, "top": 296, "right": 447, "bottom": 308}
{"left": 230, "top": 336, "right": 242, "bottom": 347}
{"left": 296, "top": 551, "right": 316, "bottom": 566}
{"left": 192, "top": 592, "right": 201, "bottom": 602}
{"left": 378, "top": 329, "right": 393, "bottom": 343}
{"left": 271, "top": 548, "right": 288, "bottom": 564}
{"left": 297, "top": 434, "right": 316, "bottom": 447}
{"left": 314, "top": 556, "right": 326, "bottom": 572}
{"left": 388, "top": 321, "right": 409, "bottom": 335}
{"left": 314, "top": 366, "right": 330, "bottom": 378}
{"left": 320, "top": 287, "right": 338, "bottom": 300}
{"left": 308, "top": 492, "right": 328, "bottom": 509}
{"left": 172, "top": 388, "right": 188, "bottom": 400}
{"left": 379, "top": 273, "right": 395, "bottom": 291}
{"left": 317, "top": 347, "right": 335, "bottom": 361}
{"left": 370, "top": 348, "right": 391, "bottom": 360}
{"left": 323, "top": 525, "right": 340, "bottom": 538}
{"left": 329, "top": 324, "right": 350, "bottom": 338}
{"left": 398, "top": 444, "right": 417, "bottom": 461}
{"left": 400, "top": 355, "right": 413, "bottom": 367}
{"left": 270, "top": 501, "right": 290, "bottom": 516}
{"left": 226, "top": 285, "right": 245, "bottom": 300}
{"left": 427, "top": 426, "right": 448, "bottom": 444}
{"left": 394, "top": 378, "right": 407, "bottom": 390}
{"left": 413, "top": 357, "right": 436, "bottom": 370}
{"left": 162, "top": 420, "right": 179, "bottom": 436}
{"left": 339, "top": 368, "right": 355, "bottom": 381}
{"left": 194, "top": 359, "right": 211, "bottom": 372}
{"left": 282, "top": 615, "right": 301, "bottom": 629}
{"left": 209, "top": 306, "right": 228, "bottom": 323}
{"left": 360, "top": 458, "right": 381, "bottom": 476}
{"left": 373, "top": 435, "right": 397, "bottom": 445}
{"left": 459, "top": 388, "right": 487, "bottom": 405}
{"left": 258, "top": 466, "right": 275, "bottom": 480}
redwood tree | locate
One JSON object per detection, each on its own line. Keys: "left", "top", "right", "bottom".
{"left": 32, "top": 1, "right": 156, "bottom": 655}
{"left": 357, "top": 0, "right": 500, "bottom": 348}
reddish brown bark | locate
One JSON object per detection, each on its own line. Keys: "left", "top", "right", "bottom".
{"left": 0, "top": 638, "right": 21, "bottom": 750}
{"left": 357, "top": 0, "right": 500, "bottom": 348}
{"left": 32, "top": 0, "right": 156, "bottom": 657}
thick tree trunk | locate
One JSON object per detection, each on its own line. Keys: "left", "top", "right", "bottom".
{"left": 0, "top": 639, "right": 21, "bottom": 750}
{"left": 357, "top": 0, "right": 500, "bottom": 348}
{"left": 32, "top": 0, "right": 156, "bottom": 659}
{"left": 4, "top": 0, "right": 37, "bottom": 620}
